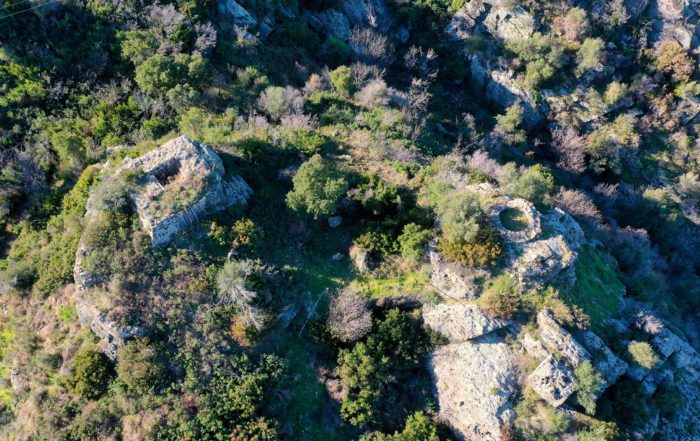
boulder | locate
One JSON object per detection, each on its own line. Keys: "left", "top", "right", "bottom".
{"left": 527, "top": 355, "right": 576, "bottom": 407}
{"left": 429, "top": 240, "right": 487, "bottom": 300}
{"left": 349, "top": 245, "right": 372, "bottom": 273}
{"left": 447, "top": 0, "right": 535, "bottom": 41}
{"left": 521, "top": 333, "right": 548, "bottom": 360}
{"left": 428, "top": 334, "right": 518, "bottom": 441}
{"left": 218, "top": 0, "right": 257, "bottom": 28}
{"left": 422, "top": 302, "right": 510, "bottom": 342}
{"left": 537, "top": 311, "right": 591, "bottom": 368}
{"left": 303, "top": 9, "right": 352, "bottom": 41}
{"left": 328, "top": 216, "right": 342, "bottom": 228}
{"left": 576, "top": 330, "right": 628, "bottom": 387}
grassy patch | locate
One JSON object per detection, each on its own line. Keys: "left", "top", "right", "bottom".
{"left": 350, "top": 269, "right": 435, "bottom": 299}
{"left": 560, "top": 246, "right": 624, "bottom": 330}
{"left": 499, "top": 207, "right": 530, "bottom": 231}
{"left": 57, "top": 304, "right": 78, "bottom": 324}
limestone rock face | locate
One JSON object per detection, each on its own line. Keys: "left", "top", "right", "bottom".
{"left": 447, "top": 0, "right": 535, "bottom": 41}
{"left": 76, "top": 297, "right": 146, "bottom": 359}
{"left": 527, "top": 355, "right": 576, "bottom": 407}
{"left": 537, "top": 311, "right": 591, "bottom": 368}
{"left": 428, "top": 334, "right": 517, "bottom": 441}
{"left": 576, "top": 330, "right": 628, "bottom": 388}
{"left": 422, "top": 302, "right": 510, "bottom": 343}
{"left": 218, "top": 0, "right": 257, "bottom": 28}
{"left": 303, "top": 9, "right": 352, "bottom": 41}
{"left": 429, "top": 240, "right": 487, "bottom": 300}
{"left": 510, "top": 236, "right": 577, "bottom": 289}
{"left": 522, "top": 333, "right": 548, "bottom": 360}
{"left": 341, "top": 0, "right": 393, "bottom": 31}
{"left": 117, "top": 136, "right": 252, "bottom": 248}
{"left": 469, "top": 54, "right": 545, "bottom": 128}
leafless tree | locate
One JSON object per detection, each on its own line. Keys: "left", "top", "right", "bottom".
{"left": 551, "top": 126, "right": 587, "bottom": 173}
{"left": 351, "top": 62, "right": 385, "bottom": 88}
{"left": 349, "top": 28, "right": 394, "bottom": 68}
{"left": 404, "top": 46, "right": 438, "bottom": 80}
{"left": 328, "top": 289, "right": 373, "bottom": 343}
{"left": 280, "top": 112, "right": 319, "bottom": 129}
{"left": 466, "top": 149, "right": 502, "bottom": 179}
{"left": 356, "top": 79, "right": 389, "bottom": 108}
{"left": 194, "top": 22, "right": 217, "bottom": 55}
{"left": 552, "top": 187, "right": 604, "bottom": 228}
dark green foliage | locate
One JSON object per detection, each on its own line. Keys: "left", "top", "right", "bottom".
{"left": 338, "top": 309, "right": 431, "bottom": 428}
{"left": 157, "top": 353, "right": 285, "bottom": 441}
{"left": 574, "top": 361, "right": 605, "bottom": 414}
{"left": 70, "top": 348, "right": 113, "bottom": 399}
{"left": 116, "top": 338, "right": 169, "bottom": 397}
{"left": 286, "top": 154, "right": 349, "bottom": 219}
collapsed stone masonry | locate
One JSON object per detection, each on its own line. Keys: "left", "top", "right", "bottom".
{"left": 74, "top": 136, "right": 252, "bottom": 358}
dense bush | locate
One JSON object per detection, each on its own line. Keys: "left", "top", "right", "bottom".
{"left": 398, "top": 223, "right": 433, "bottom": 262}
{"left": 627, "top": 341, "right": 659, "bottom": 369}
{"left": 286, "top": 154, "right": 349, "bottom": 219}
{"left": 116, "top": 338, "right": 169, "bottom": 397}
{"left": 574, "top": 361, "right": 605, "bottom": 414}
{"left": 70, "top": 347, "right": 113, "bottom": 399}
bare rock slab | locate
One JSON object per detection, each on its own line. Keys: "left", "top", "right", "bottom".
{"left": 528, "top": 355, "right": 576, "bottom": 407}
{"left": 537, "top": 310, "right": 591, "bottom": 368}
{"left": 423, "top": 302, "right": 510, "bottom": 343}
{"left": 428, "top": 334, "right": 517, "bottom": 441}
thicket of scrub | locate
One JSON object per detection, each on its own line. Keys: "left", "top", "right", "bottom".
{"left": 1, "top": 0, "right": 699, "bottom": 439}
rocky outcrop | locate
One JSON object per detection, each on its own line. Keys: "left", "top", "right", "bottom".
{"left": 218, "top": 0, "right": 257, "bottom": 29}
{"left": 576, "top": 330, "right": 628, "bottom": 388}
{"left": 429, "top": 240, "right": 488, "bottom": 300}
{"left": 422, "top": 302, "right": 510, "bottom": 342}
{"left": 537, "top": 311, "right": 591, "bottom": 368}
{"left": 469, "top": 54, "right": 545, "bottom": 128}
{"left": 341, "top": 0, "right": 393, "bottom": 31}
{"left": 303, "top": 9, "right": 352, "bottom": 41}
{"left": 509, "top": 236, "right": 577, "bottom": 289}
{"left": 73, "top": 136, "right": 251, "bottom": 358}
{"left": 447, "top": 0, "right": 536, "bottom": 41}
{"left": 527, "top": 355, "right": 576, "bottom": 407}
{"left": 117, "top": 136, "right": 252, "bottom": 248}
{"left": 428, "top": 334, "right": 518, "bottom": 441}
{"left": 522, "top": 333, "right": 548, "bottom": 360}
{"left": 76, "top": 296, "right": 146, "bottom": 359}
{"left": 495, "top": 203, "right": 581, "bottom": 290}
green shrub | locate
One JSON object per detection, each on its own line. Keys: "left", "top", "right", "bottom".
{"left": 436, "top": 190, "right": 482, "bottom": 243}
{"left": 478, "top": 274, "right": 521, "bottom": 318}
{"left": 627, "top": 341, "right": 659, "bottom": 369}
{"left": 354, "top": 228, "right": 399, "bottom": 257}
{"left": 286, "top": 154, "right": 349, "bottom": 219}
{"left": 398, "top": 223, "right": 433, "bottom": 262}
{"left": 574, "top": 361, "right": 604, "bottom": 414}
{"left": 437, "top": 223, "right": 502, "bottom": 267}
{"left": 352, "top": 174, "right": 402, "bottom": 216}
{"left": 280, "top": 128, "right": 328, "bottom": 155}
{"left": 116, "top": 338, "right": 168, "bottom": 396}
{"left": 576, "top": 38, "right": 605, "bottom": 76}
{"left": 499, "top": 163, "right": 555, "bottom": 207}
{"left": 322, "top": 37, "right": 352, "bottom": 67}
{"left": 70, "top": 347, "right": 113, "bottom": 399}
{"left": 329, "top": 65, "right": 354, "bottom": 97}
